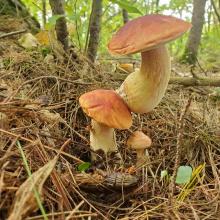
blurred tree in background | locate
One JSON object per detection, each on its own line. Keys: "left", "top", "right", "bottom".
{"left": 182, "top": 0, "right": 207, "bottom": 65}
{"left": 4, "top": 0, "right": 219, "bottom": 70}
{"left": 86, "top": 0, "right": 103, "bottom": 62}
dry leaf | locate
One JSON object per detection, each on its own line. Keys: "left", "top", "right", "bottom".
{"left": 38, "top": 110, "right": 62, "bottom": 124}
{"left": 35, "top": 30, "right": 51, "bottom": 46}
{"left": 18, "top": 33, "right": 39, "bottom": 49}
{"left": 8, "top": 157, "right": 57, "bottom": 220}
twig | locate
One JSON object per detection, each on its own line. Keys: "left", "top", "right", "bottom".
{"left": 195, "top": 57, "right": 208, "bottom": 76}
{"left": 169, "top": 76, "right": 220, "bottom": 87}
{"left": 66, "top": 200, "right": 84, "bottom": 220}
{"left": 190, "top": 65, "right": 199, "bottom": 79}
{"left": 67, "top": 165, "right": 108, "bottom": 220}
{"left": 0, "top": 128, "right": 84, "bottom": 163}
{"left": 112, "top": 73, "right": 220, "bottom": 87}
{"left": 0, "top": 29, "right": 26, "bottom": 39}
{"left": 169, "top": 97, "right": 192, "bottom": 203}
{"left": 3, "top": 75, "right": 93, "bottom": 103}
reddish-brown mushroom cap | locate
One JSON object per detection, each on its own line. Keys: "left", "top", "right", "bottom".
{"left": 108, "top": 14, "right": 192, "bottom": 55}
{"left": 79, "top": 89, "right": 132, "bottom": 129}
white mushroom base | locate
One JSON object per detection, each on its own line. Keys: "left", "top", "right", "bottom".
{"left": 90, "top": 120, "right": 120, "bottom": 160}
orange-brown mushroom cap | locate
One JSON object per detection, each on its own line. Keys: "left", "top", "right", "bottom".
{"left": 127, "top": 131, "right": 152, "bottom": 150}
{"left": 108, "top": 14, "right": 192, "bottom": 55}
{"left": 79, "top": 89, "right": 132, "bottom": 129}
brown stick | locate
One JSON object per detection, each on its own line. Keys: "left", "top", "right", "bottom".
{"left": 169, "top": 76, "right": 220, "bottom": 87}
{"left": 112, "top": 72, "right": 220, "bottom": 87}
{"left": 0, "top": 29, "right": 26, "bottom": 39}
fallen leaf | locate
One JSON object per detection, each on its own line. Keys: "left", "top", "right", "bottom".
{"left": 8, "top": 157, "right": 57, "bottom": 220}
{"left": 35, "top": 30, "right": 50, "bottom": 46}
{"left": 18, "top": 33, "right": 39, "bottom": 49}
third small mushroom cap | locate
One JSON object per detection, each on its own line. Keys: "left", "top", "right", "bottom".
{"left": 108, "top": 14, "right": 192, "bottom": 55}
{"left": 127, "top": 131, "right": 152, "bottom": 166}
{"left": 127, "top": 131, "right": 152, "bottom": 150}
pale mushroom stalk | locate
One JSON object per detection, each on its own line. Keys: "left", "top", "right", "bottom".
{"left": 108, "top": 14, "right": 191, "bottom": 113}
{"left": 117, "top": 46, "right": 170, "bottom": 113}
{"left": 90, "top": 119, "right": 117, "bottom": 154}
{"left": 135, "top": 149, "right": 149, "bottom": 167}
{"left": 127, "top": 131, "right": 152, "bottom": 193}
{"left": 79, "top": 89, "right": 132, "bottom": 161}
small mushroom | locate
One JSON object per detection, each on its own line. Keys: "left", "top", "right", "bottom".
{"left": 79, "top": 89, "right": 132, "bottom": 160}
{"left": 108, "top": 14, "right": 191, "bottom": 113}
{"left": 127, "top": 131, "right": 152, "bottom": 167}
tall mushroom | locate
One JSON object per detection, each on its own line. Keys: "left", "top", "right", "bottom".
{"left": 79, "top": 89, "right": 132, "bottom": 159}
{"left": 108, "top": 14, "right": 192, "bottom": 113}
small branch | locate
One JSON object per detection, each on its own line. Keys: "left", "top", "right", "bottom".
{"left": 0, "top": 128, "right": 84, "bottom": 163}
{"left": 190, "top": 65, "right": 199, "bottom": 78}
{"left": 112, "top": 72, "right": 220, "bottom": 87}
{"left": 0, "top": 29, "right": 26, "bottom": 39}
{"left": 169, "top": 97, "right": 192, "bottom": 203}
{"left": 169, "top": 76, "right": 220, "bottom": 87}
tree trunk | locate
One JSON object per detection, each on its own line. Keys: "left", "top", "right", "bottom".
{"left": 49, "top": 0, "right": 69, "bottom": 51}
{"left": 122, "top": 9, "right": 129, "bottom": 24}
{"left": 155, "top": 0, "right": 160, "bottom": 13}
{"left": 182, "top": 0, "right": 207, "bottom": 64}
{"left": 87, "top": 0, "right": 102, "bottom": 63}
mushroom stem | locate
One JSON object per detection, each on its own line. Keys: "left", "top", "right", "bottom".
{"left": 117, "top": 45, "right": 170, "bottom": 113}
{"left": 136, "top": 150, "right": 148, "bottom": 167}
{"left": 90, "top": 119, "right": 118, "bottom": 155}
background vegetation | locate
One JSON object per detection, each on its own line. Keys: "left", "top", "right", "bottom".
{"left": 21, "top": 0, "right": 220, "bottom": 69}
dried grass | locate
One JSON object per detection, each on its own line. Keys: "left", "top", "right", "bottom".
{"left": 0, "top": 48, "right": 220, "bottom": 220}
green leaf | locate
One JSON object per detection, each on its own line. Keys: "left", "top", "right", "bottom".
{"left": 175, "top": 166, "right": 192, "bottom": 184}
{"left": 46, "top": 15, "right": 66, "bottom": 29}
{"left": 109, "top": 0, "right": 142, "bottom": 15}
{"left": 77, "top": 162, "right": 91, "bottom": 172}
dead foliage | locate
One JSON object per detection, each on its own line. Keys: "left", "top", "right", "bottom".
{"left": 8, "top": 157, "right": 57, "bottom": 220}
{"left": 0, "top": 46, "right": 220, "bottom": 220}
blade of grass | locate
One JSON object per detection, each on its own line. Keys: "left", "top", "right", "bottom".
{"left": 16, "top": 140, "right": 48, "bottom": 220}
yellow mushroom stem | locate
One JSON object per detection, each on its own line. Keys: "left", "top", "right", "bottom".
{"left": 116, "top": 45, "right": 170, "bottom": 113}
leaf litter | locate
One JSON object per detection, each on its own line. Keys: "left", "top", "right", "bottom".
{"left": 0, "top": 30, "right": 220, "bottom": 219}
{"left": 8, "top": 156, "right": 57, "bottom": 220}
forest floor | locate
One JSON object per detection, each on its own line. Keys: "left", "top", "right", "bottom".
{"left": 0, "top": 17, "right": 220, "bottom": 220}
